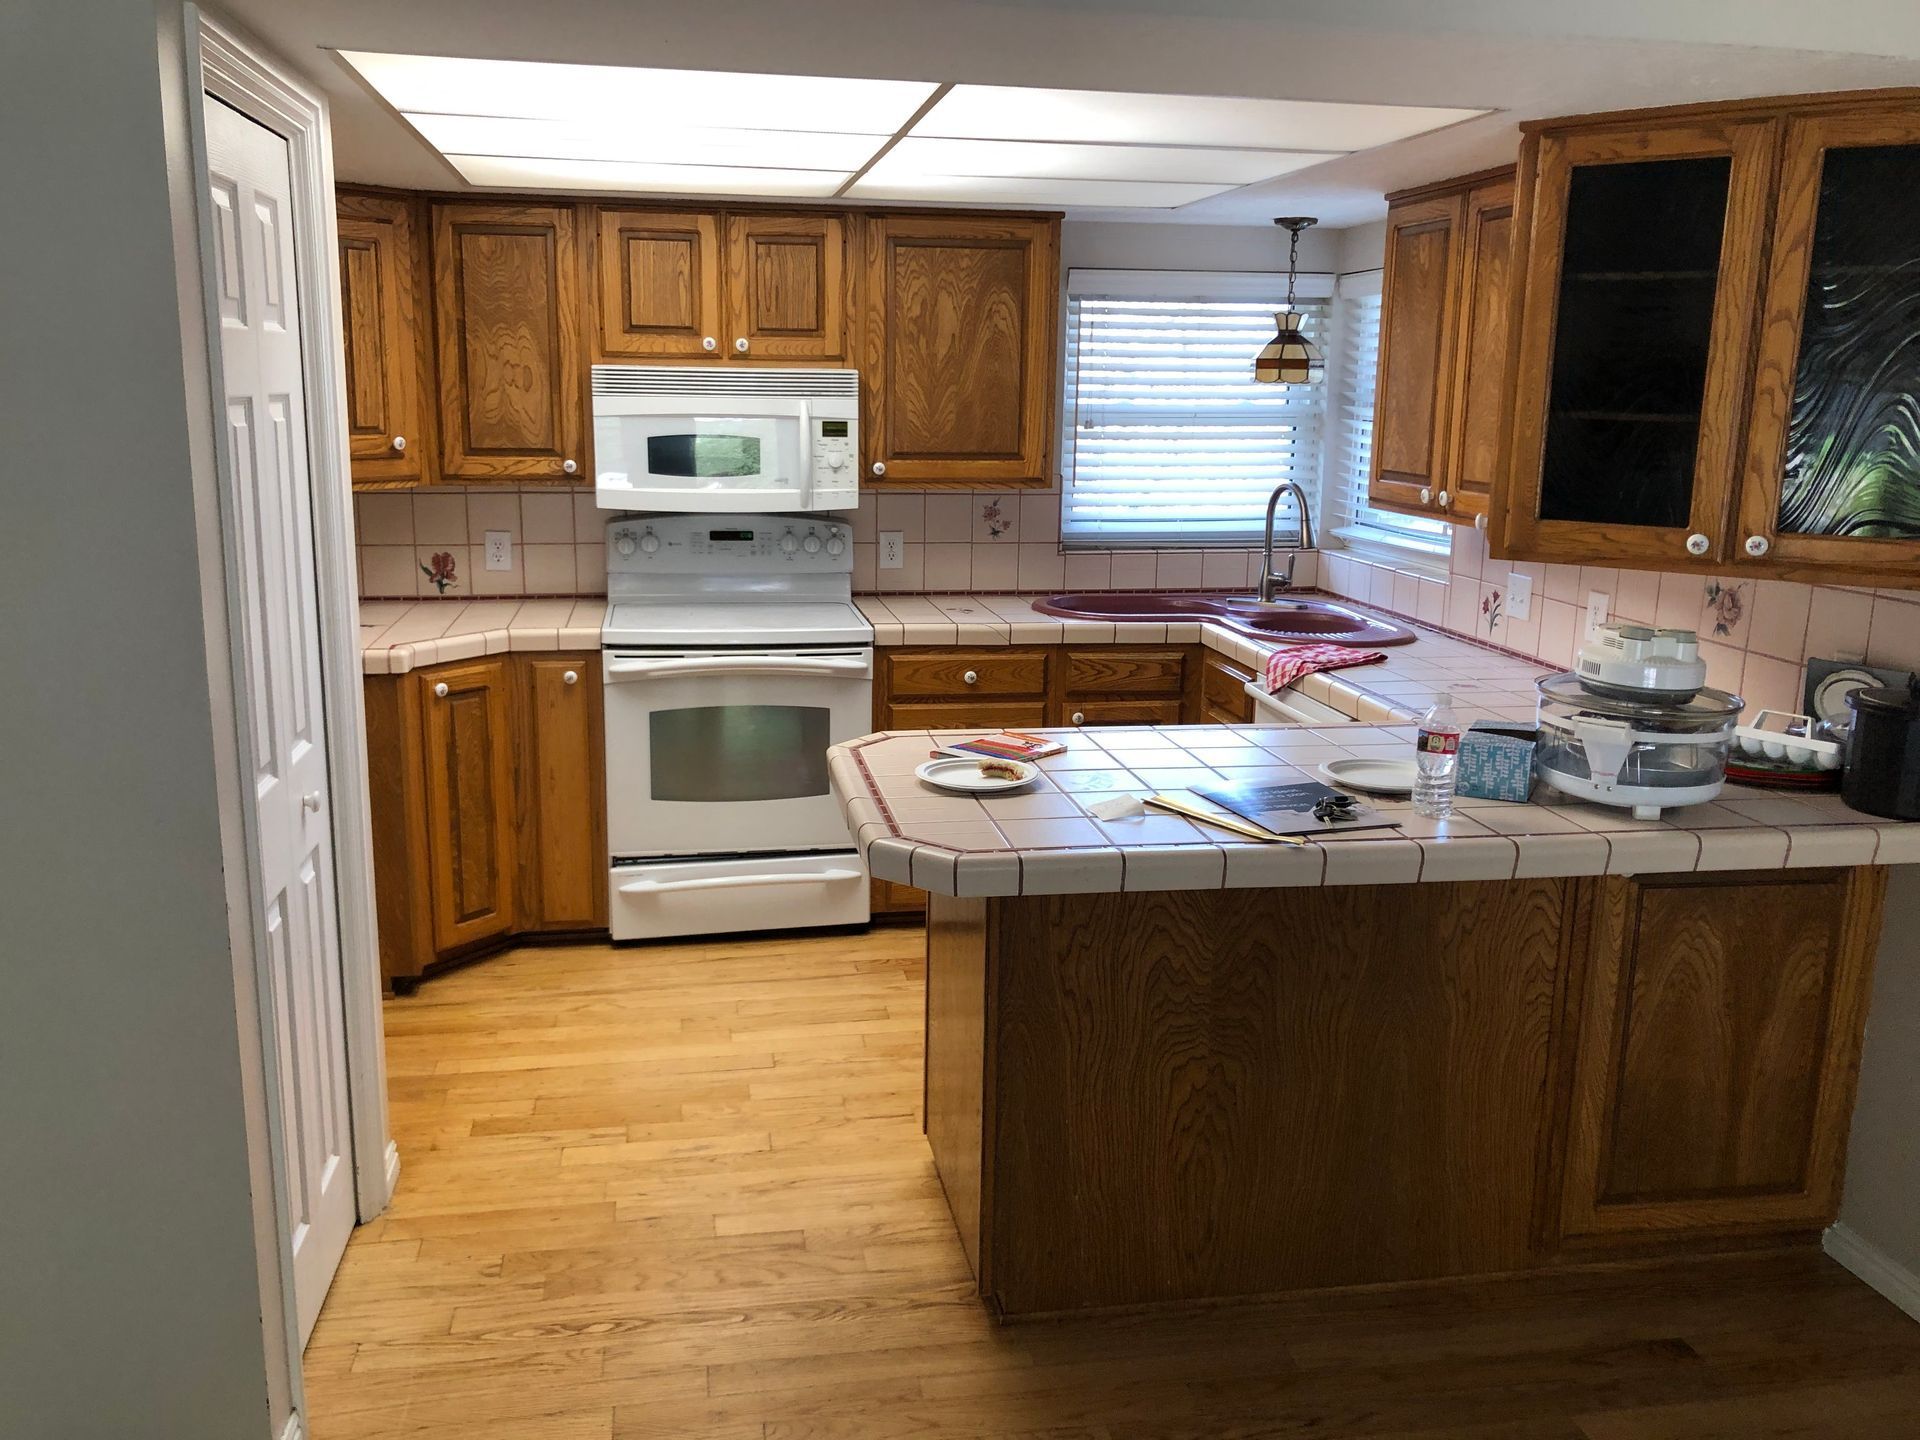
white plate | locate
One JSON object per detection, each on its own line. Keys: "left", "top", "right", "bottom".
{"left": 1318, "top": 758, "right": 1419, "bottom": 796}
{"left": 915, "top": 756, "right": 1040, "bottom": 794}
{"left": 1811, "top": 668, "right": 1879, "bottom": 729}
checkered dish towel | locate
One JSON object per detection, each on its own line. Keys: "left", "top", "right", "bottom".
{"left": 1263, "top": 643, "right": 1388, "bottom": 694}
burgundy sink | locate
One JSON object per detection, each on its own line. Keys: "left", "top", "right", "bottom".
{"left": 1033, "top": 591, "right": 1415, "bottom": 647}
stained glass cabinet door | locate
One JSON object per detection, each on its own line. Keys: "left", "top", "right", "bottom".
{"left": 1739, "top": 112, "right": 1920, "bottom": 584}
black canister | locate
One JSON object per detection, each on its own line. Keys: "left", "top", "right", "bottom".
{"left": 1843, "top": 684, "right": 1920, "bottom": 820}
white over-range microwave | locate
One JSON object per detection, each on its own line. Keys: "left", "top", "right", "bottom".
{"left": 591, "top": 365, "right": 860, "bottom": 514}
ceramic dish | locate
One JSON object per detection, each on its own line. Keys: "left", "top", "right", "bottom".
{"left": 1317, "top": 757, "right": 1419, "bottom": 797}
{"left": 915, "top": 756, "right": 1040, "bottom": 794}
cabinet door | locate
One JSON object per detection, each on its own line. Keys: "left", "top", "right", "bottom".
{"left": 1738, "top": 114, "right": 1920, "bottom": 583}
{"left": 593, "top": 208, "right": 723, "bottom": 360}
{"left": 1200, "top": 654, "right": 1257, "bottom": 724}
{"left": 1370, "top": 192, "right": 1464, "bottom": 515}
{"left": 1500, "top": 121, "right": 1776, "bottom": 568}
{"left": 1557, "top": 869, "right": 1883, "bottom": 1242}
{"left": 518, "top": 655, "right": 605, "bottom": 932}
{"left": 433, "top": 203, "right": 586, "bottom": 481}
{"left": 864, "top": 215, "right": 1059, "bottom": 486}
{"left": 420, "top": 659, "right": 516, "bottom": 953}
{"left": 338, "top": 192, "right": 430, "bottom": 485}
{"left": 724, "top": 213, "right": 850, "bottom": 361}
{"left": 1443, "top": 177, "right": 1516, "bottom": 521}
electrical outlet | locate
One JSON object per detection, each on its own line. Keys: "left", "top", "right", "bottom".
{"left": 1506, "top": 571, "right": 1534, "bottom": 621}
{"left": 1585, "top": 589, "right": 1612, "bottom": 640}
{"left": 484, "top": 530, "right": 513, "bottom": 572}
{"left": 878, "top": 531, "right": 904, "bottom": 570}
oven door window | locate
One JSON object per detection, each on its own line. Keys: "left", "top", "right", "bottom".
{"left": 648, "top": 704, "right": 830, "bottom": 802}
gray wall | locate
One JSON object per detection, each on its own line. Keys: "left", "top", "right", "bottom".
{"left": 0, "top": 1, "right": 273, "bottom": 1435}
{"left": 1841, "top": 866, "right": 1920, "bottom": 1283}
{"left": 1062, "top": 217, "right": 1344, "bottom": 275}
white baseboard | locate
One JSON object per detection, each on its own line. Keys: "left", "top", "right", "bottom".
{"left": 278, "top": 1411, "right": 305, "bottom": 1440}
{"left": 383, "top": 1141, "right": 400, "bottom": 1205}
{"left": 1825, "top": 1223, "right": 1920, "bottom": 1324}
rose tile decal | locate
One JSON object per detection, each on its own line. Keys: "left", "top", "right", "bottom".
{"left": 421, "top": 550, "right": 459, "bottom": 594}
{"left": 1701, "top": 578, "right": 1749, "bottom": 640}
{"left": 980, "top": 499, "right": 1011, "bottom": 539}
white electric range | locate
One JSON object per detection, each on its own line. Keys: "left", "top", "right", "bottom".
{"left": 601, "top": 513, "right": 872, "bottom": 941}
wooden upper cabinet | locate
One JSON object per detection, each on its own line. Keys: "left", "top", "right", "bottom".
{"left": 432, "top": 202, "right": 586, "bottom": 482}
{"left": 1370, "top": 191, "right": 1465, "bottom": 514}
{"left": 724, "top": 213, "right": 851, "bottom": 361}
{"left": 1443, "top": 176, "right": 1517, "bottom": 520}
{"left": 593, "top": 209, "right": 723, "bottom": 360}
{"left": 337, "top": 191, "right": 431, "bottom": 486}
{"left": 864, "top": 214, "right": 1060, "bottom": 486}
{"left": 1556, "top": 870, "right": 1883, "bottom": 1243}
{"left": 1737, "top": 110, "right": 1920, "bottom": 582}
{"left": 1497, "top": 117, "right": 1778, "bottom": 569}
{"left": 419, "top": 658, "right": 517, "bottom": 953}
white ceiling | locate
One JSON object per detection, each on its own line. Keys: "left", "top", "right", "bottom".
{"left": 222, "top": 0, "right": 1920, "bottom": 227}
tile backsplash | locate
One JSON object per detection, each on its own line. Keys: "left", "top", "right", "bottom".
{"left": 355, "top": 487, "right": 606, "bottom": 599}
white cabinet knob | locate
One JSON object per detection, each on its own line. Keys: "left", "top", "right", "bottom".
{"left": 702, "top": 336, "right": 717, "bottom": 352}
{"left": 302, "top": 791, "right": 322, "bottom": 812}
{"left": 734, "top": 338, "right": 749, "bottom": 353}
{"left": 1071, "top": 711, "right": 1086, "bottom": 725}
{"left": 561, "top": 459, "right": 578, "bottom": 475}
{"left": 433, "top": 681, "right": 449, "bottom": 698}
{"left": 563, "top": 670, "right": 579, "bottom": 686}
{"left": 391, "top": 435, "right": 406, "bottom": 453}
{"left": 963, "top": 670, "right": 979, "bottom": 685}
{"left": 1419, "top": 487, "right": 1432, "bottom": 504}
{"left": 1745, "top": 535, "right": 1772, "bottom": 558}
{"left": 1437, "top": 490, "right": 1451, "bottom": 508}
{"left": 1474, "top": 512, "right": 1488, "bottom": 533}
{"left": 1685, "top": 533, "right": 1711, "bottom": 556}
{"left": 871, "top": 461, "right": 886, "bottom": 477}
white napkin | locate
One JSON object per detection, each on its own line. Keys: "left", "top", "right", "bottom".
{"left": 1086, "top": 794, "right": 1146, "bottom": 821}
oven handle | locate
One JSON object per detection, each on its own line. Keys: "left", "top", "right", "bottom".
{"left": 604, "top": 654, "right": 870, "bottom": 681}
{"left": 617, "top": 868, "right": 863, "bottom": 895}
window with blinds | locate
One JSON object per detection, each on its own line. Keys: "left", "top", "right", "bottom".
{"left": 1325, "top": 275, "right": 1451, "bottom": 553}
{"left": 1061, "top": 270, "right": 1333, "bottom": 547}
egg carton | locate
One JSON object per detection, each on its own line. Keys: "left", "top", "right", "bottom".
{"left": 1732, "top": 710, "right": 1843, "bottom": 771}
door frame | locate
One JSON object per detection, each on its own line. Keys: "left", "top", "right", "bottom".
{"left": 166, "top": 7, "right": 395, "bottom": 1431}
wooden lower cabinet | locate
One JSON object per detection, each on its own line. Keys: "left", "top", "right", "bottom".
{"left": 1199, "top": 654, "right": 1258, "bottom": 724}
{"left": 366, "top": 653, "right": 605, "bottom": 990}
{"left": 1551, "top": 868, "right": 1885, "bottom": 1245}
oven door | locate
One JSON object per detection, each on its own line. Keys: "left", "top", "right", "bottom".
{"left": 594, "top": 402, "right": 809, "bottom": 512}
{"left": 602, "top": 647, "right": 871, "bottom": 858}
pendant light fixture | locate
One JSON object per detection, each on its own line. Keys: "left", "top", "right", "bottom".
{"left": 1254, "top": 216, "right": 1324, "bottom": 385}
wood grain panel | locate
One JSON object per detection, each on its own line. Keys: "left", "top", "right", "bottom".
{"left": 1557, "top": 869, "right": 1885, "bottom": 1241}
{"left": 1201, "top": 654, "right": 1258, "bottom": 723}
{"left": 1370, "top": 192, "right": 1464, "bottom": 514}
{"left": 864, "top": 214, "right": 1059, "bottom": 486}
{"left": 882, "top": 700, "right": 1049, "bottom": 731}
{"left": 982, "top": 880, "right": 1571, "bottom": 1315}
{"left": 362, "top": 673, "right": 434, "bottom": 987}
{"left": 1057, "top": 697, "right": 1183, "bottom": 726}
{"left": 433, "top": 203, "right": 585, "bottom": 480}
{"left": 420, "top": 659, "right": 516, "bottom": 952}
{"left": 886, "top": 648, "right": 1049, "bottom": 699}
{"left": 592, "top": 208, "right": 721, "bottom": 360}
{"left": 337, "top": 190, "right": 430, "bottom": 486}
{"left": 1445, "top": 176, "right": 1517, "bottom": 520}
{"left": 1063, "top": 648, "right": 1186, "bottom": 696}
{"left": 517, "top": 654, "right": 605, "bottom": 932}
{"left": 925, "top": 894, "right": 991, "bottom": 1281}
{"left": 725, "top": 212, "right": 849, "bottom": 360}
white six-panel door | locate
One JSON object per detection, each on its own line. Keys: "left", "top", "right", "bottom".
{"left": 204, "top": 97, "right": 355, "bottom": 1346}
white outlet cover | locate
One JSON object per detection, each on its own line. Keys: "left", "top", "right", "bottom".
{"left": 878, "top": 531, "right": 904, "bottom": 570}
{"left": 1506, "top": 571, "right": 1533, "bottom": 621}
{"left": 1585, "top": 589, "right": 1611, "bottom": 641}
{"left": 484, "top": 530, "right": 513, "bottom": 571}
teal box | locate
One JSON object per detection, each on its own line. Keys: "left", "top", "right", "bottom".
{"left": 1456, "top": 721, "right": 1537, "bottom": 803}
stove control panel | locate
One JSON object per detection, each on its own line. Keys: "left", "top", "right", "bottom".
{"left": 605, "top": 513, "right": 852, "bottom": 575}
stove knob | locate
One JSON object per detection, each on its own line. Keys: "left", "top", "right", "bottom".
{"left": 803, "top": 533, "right": 823, "bottom": 554}
{"left": 614, "top": 532, "right": 637, "bottom": 557}
{"left": 825, "top": 535, "right": 846, "bottom": 557}
{"left": 780, "top": 532, "right": 799, "bottom": 554}
{"left": 638, "top": 531, "right": 660, "bottom": 555}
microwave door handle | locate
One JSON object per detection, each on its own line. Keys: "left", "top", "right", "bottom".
{"left": 604, "top": 655, "right": 871, "bottom": 680}
{"left": 618, "top": 868, "right": 864, "bottom": 895}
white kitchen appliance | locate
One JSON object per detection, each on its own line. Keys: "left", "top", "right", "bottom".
{"left": 1534, "top": 624, "right": 1743, "bottom": 820}
{"left": 602, "top": 512, "right": 872, "bottom": 941}
{"left": 592, "top": 365, "right": 859, "bottom": 513}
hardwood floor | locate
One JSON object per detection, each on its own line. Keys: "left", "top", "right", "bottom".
{"left": 305, "top": 929, "right": 1920, "bottom": 1439}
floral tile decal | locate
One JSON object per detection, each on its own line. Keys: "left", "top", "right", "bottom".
{"left": 421, "top": 550, "right": 460, "bottom": 594}
{"left": 1481, "top": 587, "right": 1504, "bottom": 638}
{"left": 1701, "top": 578, "right": 1749, "bottom": 640}
{"left": 980, "top": 499, "right": 1011, "bottom": 539}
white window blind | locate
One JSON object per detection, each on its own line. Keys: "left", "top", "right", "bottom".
{"left": 1325, "top": 272, "right": 1450, "bottom": 555}
{"left": 1062, "top": 269, "right": 1333, "bottom": 547}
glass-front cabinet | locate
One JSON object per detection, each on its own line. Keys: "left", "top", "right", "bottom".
{"left": 1737, "top": 113, "right": 1920, "bottom": 580}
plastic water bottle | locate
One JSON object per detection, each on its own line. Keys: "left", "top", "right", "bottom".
{"left": 1413, "top": 692, "right": 1462, "bottom": 818}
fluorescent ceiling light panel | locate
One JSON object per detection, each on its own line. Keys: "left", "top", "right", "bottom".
{"left": 878, "top": 136, "right": 1341, "bottom": 184}
{"left": 339, "top": 51, "right": 936, "bottom": 133}
{"left": 409, "top": 114, "right": 881, "bottom": 171}
{"left": 847, "top": 172, "right": 1238, "bottom": 208}
{"left": 447, "top": 155, "right": 852, "bottom": 198}
{"left": 918, "top": 85, "right": 1485, "bottom": 151}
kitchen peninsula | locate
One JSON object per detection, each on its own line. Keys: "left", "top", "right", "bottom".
{"left": 829, "top": 722, "right": 1917, "bottom": 1319}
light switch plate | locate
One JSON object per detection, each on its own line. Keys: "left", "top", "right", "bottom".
{"left": 1585, "top": 589, "right": 1611, "bottom": 641}
{"left": 1506, "top": 571, "right": 1534, "bottom": 621}
{"left": 878, "top": 531, "right": 904, "bottom": 570}
{"left": 484, "top": 530, "right": 513, "bottom": 572}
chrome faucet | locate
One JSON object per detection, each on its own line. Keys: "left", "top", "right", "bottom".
{"left": 1257, "top": 481, "right": 1316, "bottom": 602}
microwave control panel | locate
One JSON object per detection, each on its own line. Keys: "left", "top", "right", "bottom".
{"left": 809, "top": 415, "right": 859, "bottom": 510}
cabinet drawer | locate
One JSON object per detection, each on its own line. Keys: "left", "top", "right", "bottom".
{"left": 887, "top": 649, "right": 1048, "bottom": 699}
{"left": 1064, "top": 648, "right": 1186, "bottom": 697}
{"left": 1059, "top": 698, "right": 1184, "bottom": 727}
{"left": 1201, "top": 657, "right": 1257, "bottom": 723}
{"left": 885, "top": 700, "right": 1049, "bottom": 731}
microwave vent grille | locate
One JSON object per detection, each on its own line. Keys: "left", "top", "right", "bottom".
{"left": 592, "top": 365, "right": 859, "bottom": 399}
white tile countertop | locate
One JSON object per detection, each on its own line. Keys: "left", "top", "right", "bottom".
{"left": 359, "top": 598, "right": 607, "bottom": 674}
{"left": 829, "top": 725, "right": 1920, "bottom": 897}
